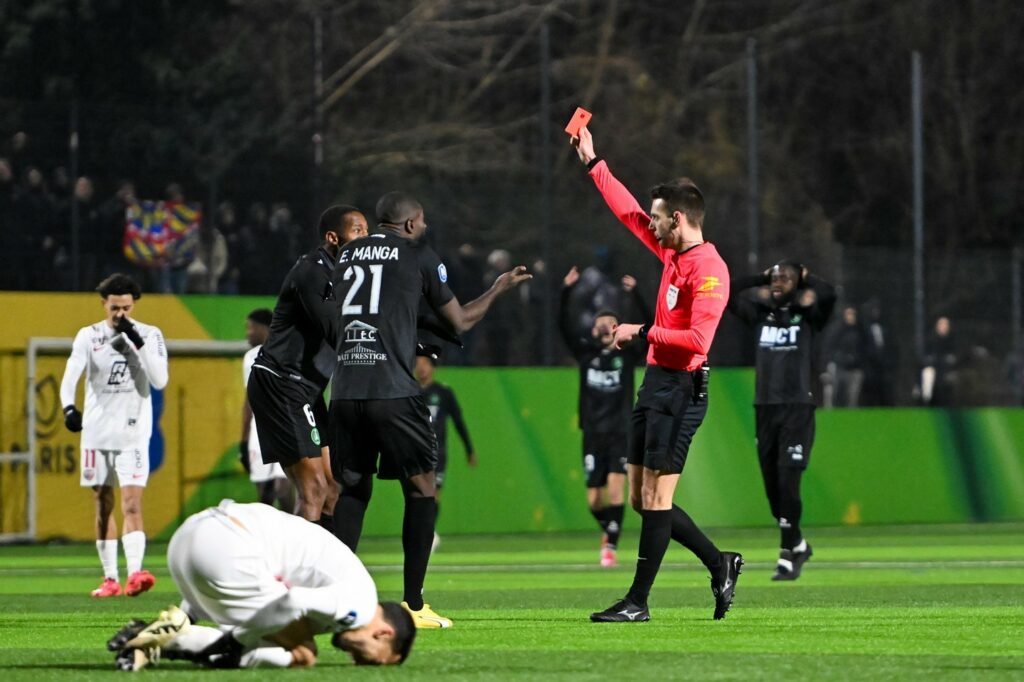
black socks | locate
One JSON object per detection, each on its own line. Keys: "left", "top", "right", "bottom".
{"left": 670, "top": 505, "right": 721, "bottom": 571}
{"left": 402, "top": 496, "right": 437, "bottom": 611}
{"left": 625, "top": 509, "right": 672, "bottom": 606}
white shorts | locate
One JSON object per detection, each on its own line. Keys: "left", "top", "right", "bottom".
{"left": 167, "top": 506, "right": 286, "bottom": 627}
{"left": 80, "top": 446, "right": 149, "bottom": 488}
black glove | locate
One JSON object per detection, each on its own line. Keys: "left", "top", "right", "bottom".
{"left": 416, "top": 342, "right": 442, "bottom": 361}
{"left": 114, "top": 316, "right": 145, "bottom": 349}
{"left": 63, "top": 405, "right": 83, "bottom": 432}
{"left": 239, "top": 440, "right": 251, "bottom": 473}
{"left": 198, "top": 632, "right": 245, "bottom": 669}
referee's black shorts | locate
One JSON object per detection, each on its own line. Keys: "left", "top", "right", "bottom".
{"left": 247, "top": 365, "right": 327, "bottom": 466}
{"left": 629, "top": 364, "right": 708, "bottom": 474}
{"left": 755, "top": 403, "right": 815, "bottom": 471}
{"left": 329, "top": 396, "right": 438, "bottom": 482}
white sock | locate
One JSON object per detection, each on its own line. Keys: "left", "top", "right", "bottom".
{"left": 96, "top": 539, "right": 119, "bottom": 580}
{"left": 793, "top": 539, "right": 808, "bottom": 554}
{"left": 241, "top": 647, "right": 294, "bottom": 668}
{"left": 122, "top": 531, "right": 146, "bottom": 574}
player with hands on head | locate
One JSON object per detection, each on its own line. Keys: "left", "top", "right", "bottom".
{"left": 571, "top": 125, "right": 743, "bottom": 623}
{"left": 727, "top": 260, "right": 835, "bottom": 580}
{"left": 60, "top": 273, "right": 168, "bottom": 598}
{"left": 560, "top": 265, "right": 650, "bottom": 567}
{"left": 330, "top": 190, "right": 530, "bottom": 629}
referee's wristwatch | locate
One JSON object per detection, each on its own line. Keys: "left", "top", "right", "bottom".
{"left": 637, "top": 324, "right": 649, "bottom": 341}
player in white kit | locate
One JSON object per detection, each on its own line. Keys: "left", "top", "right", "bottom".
{"left": 239, "top": 308, "right": 294, "bottom": 510}
{"left": 110, "top": 500, "right": 415, "bottom": 670}
{"left": 60, "top": 274, "right": 168, "bottom": 598}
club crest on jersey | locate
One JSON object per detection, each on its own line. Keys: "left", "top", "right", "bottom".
{"left": 310, "top": 427, "right": 321, "bottom": 446}
{"left": 666, "top": 284, "right": 680, "bottom": 310}
{"left": 438, "top": 263, "right": 448, "bottom": 283}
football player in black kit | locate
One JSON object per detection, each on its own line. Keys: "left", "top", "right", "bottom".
{"left": 247, "top": 205, "right": 368, "bottom": 526}
{"left": 414, "top": 353, "right": 476, "bottom": 552}
{"left": 727, "top": 261, "right": 836, "bottom": 580}
{"left": 559, "top": 266, "right": 651, "bottom": 568}
{"left": 329, "top": 190, "right": 530, "bottom": 629}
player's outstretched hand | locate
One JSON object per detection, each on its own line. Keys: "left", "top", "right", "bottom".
{"left": 63, "top": 405, "right": 83, "bottom": 432}
{"left": 621, "top": 274, "right": 637, "bottom": 292}
{"left": 467, "top": 452, "right": 478, "bottom": 467}
{"left": 563, "top": 266, "right": 580, "bottom": 288}
{"left": 114, "top": 315, "right": 145, "bottom": 349}
{"left": 571, "top": 126, "right": 596, "bottom": 165}
{"left": 494, "top": 266, "right": 532, "bottom": 294}
{"left": 612, "top": 323, "right": 643, "bottom": 349}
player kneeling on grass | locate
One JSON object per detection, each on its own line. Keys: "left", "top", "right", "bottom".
{"left": 109, "top": 500, "right": 415, "bottom": 670}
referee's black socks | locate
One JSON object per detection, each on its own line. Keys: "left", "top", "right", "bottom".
{"left": 402, "top": 496, "right": 437, "bottom": 611}
{"left": 670, "top": 505, "right": 721, "bottom": 571}
{"left": 626, "top": 509, "right": 672, "bottom": 606}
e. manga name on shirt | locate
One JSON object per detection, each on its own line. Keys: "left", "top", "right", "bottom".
{"left": 339, "top": 245, "right": 400, "bottom": 262}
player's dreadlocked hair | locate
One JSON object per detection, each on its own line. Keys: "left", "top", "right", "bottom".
{"left": 96, "top": 273, "right": 142, "bottom": 300}
{"left": 650, "top": 177, "right": 705, "bottom": 228}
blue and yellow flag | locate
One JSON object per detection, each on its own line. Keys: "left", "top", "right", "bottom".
{"left": 123, "top": 200, "right": 201, "bottom": 267}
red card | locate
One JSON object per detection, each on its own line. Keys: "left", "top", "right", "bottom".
{"left": 564, "top": 107, "right": 592, "bottom": 136}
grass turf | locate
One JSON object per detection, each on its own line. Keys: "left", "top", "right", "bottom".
{"left": 2, "top": 524, "right": 1023, "bottom": 680}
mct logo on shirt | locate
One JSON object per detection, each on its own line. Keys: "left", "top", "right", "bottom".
{"left": 759, "top": 325, "right": 800, "bottom": 349}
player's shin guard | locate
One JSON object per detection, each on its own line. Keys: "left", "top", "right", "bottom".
{"left": 333, "top": 494, "right": 368, "bottom": 551}
{"left": 670, "top": 505, "right": 721, "bottom": 571}
{"left": 402, "top": 496, "right": 437, "bottom": 611}
{"left": 606, "top": 504, "right": 625, "bottom": 547}
{"left": 625, "top": 509, "right": 672, "bottom": 606}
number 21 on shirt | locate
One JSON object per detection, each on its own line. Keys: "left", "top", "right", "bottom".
{"left": 341, "top": 264, "right": 383, "bottom": 315}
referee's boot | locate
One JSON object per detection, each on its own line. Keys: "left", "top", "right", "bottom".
{"left": 589, "top": 596, "right": 650, "bottom": 623}
{"left": 710, "top": 551, "right": 744, "bottom": 620}
{"left": 401, "top": 602, "right": 453, "bottom": 629}
{"left": 772, "top": 543, "right": 813, "bottom": 581}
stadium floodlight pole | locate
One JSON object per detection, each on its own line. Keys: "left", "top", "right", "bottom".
{"left": 69, "top": 100, "right": 80, "bottom": 291}
{"left": 312, "top": 13, "right": 325, "bottom": 222}
{"left": 911, "top": 51, "right": 925, "bottom": 363}
{"left": 539, "top": 20, "right": 554, "bottom": 365}
{"left": 746, "top": 37, "right": 759, "bottom": 272}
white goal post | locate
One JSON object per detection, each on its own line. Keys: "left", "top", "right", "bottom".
{"left": 0, "top": 337, "right": 250, "bottom": 544}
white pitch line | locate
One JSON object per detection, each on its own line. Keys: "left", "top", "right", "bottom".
{"left": 1, "top": 560, "right": 1023, "bottom": 577}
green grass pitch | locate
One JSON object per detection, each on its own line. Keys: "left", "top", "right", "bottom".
{"left": 2, "top": 524, "right": 1023, "bottom": 680}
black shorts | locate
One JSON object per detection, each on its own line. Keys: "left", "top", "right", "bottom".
{"left": 755, "top": 403, "right": 815, "bottom": 471}
{"left": 247, "top": 365, "right": 327, "bottom": 467}
{"left": 582, "top": 431, "right": 628, "bottom": 488}
{"left": 329, "top": 396, "right": 438, "bottom": 482}
{"left": 629, "top": 365, "right": 708, "bottom": 474}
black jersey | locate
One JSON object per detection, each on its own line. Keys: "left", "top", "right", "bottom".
{"left": 559, "top": 286, "right": 644, "bottom": 435}
{"left": 422, "top": 381, "right": 473, "bottom": 457}
{"left": 256, "top": 246, "right": 337, "bottom": 392}
{"left": 728, "top": 274, "right": 836, "bottom": 405}
{"left": 331, "top": 232, "right": 454, "bottom": 400}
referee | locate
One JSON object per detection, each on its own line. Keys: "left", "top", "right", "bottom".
{"left": 727, "top": 261, "right": 835, "bottom": 579}
{"left": 247, "top": 205, "right": 368, "bottom": 526}
{"left": 572, "top": 126, "right": 743, "bottom": 623}
{"left": 329, "top": 191, "right": 530, "bottom": 629}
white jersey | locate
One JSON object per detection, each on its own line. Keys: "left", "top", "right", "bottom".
{"left": 169, "top": 501, "right": 378, "bottom": 640}
{"left": 243, "top": 346, "right": 285, "bottom": 482}
{"left": 60, "top": 318, "right": 168, "bottom": 450}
